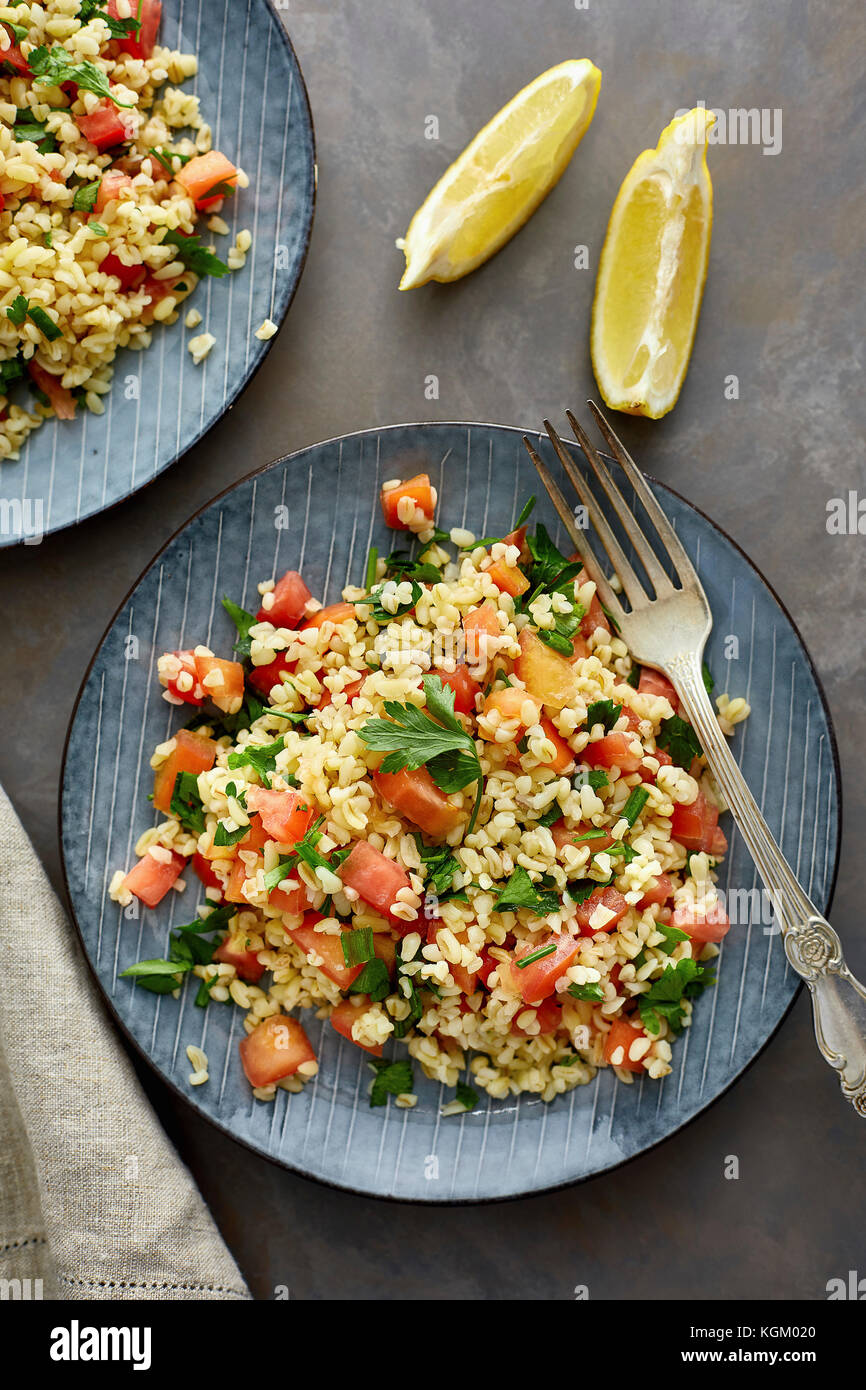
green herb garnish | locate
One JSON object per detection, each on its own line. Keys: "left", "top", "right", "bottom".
{"left": 226, "top": 735, "right": 286, "bottom": 789}
{"left": 341, "top": 927, "right": 374, "bottom": 967}
{"left": 620, "top": 786, "right": 649, "bottom": 827}
{"left": 493, "top": 865, "right": 560, "bottom": 915}
{"left": 72, "top": 179, "right": 101, "bottom": 212}
{"left": 453, "top": 1081, "right": 479, "bottom": 1111}
{"left": 169, "top": 770, "right": 206, "bottom": 833}
{"left": 638, "top": 958, "right": 715, "bottom": 1036}
{"left": 369, "top": 1058, "right": 414, "bottom": 1108}
{"left": 567, "top": 981, "right": 604, "bottom": 1002}
{"left": 586, "top": 699, "right": 622, "bottom": 732}
{"left": 28, "top": 43, "right": 134, "bottom": 106}
{"left": 161, "top": 228, "right": 230, "bottom": 278}
{"left": 657, "top": 714, "right": 703, "bottom": 769}
{"left": 516, "top": 942, "right": 557, "bottom": 968}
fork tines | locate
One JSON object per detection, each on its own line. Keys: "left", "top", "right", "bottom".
{"left": 522, "top": 403, "right": 700, "bottom": 626}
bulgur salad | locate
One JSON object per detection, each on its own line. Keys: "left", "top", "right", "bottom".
{"left": 0, "top": 0, "right": 252, "bottom": 459}
{"left": 111, "top": 472, "right": 749, "bottom": 1112}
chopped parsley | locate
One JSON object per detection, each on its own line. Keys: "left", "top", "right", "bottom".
{"left": 120, "top": 905, "right": 236, "bottom": 999}
{"left": 28, "top": 43, "right": 134, "bottom": 107}
{"left": 586, "top": 699, "right": 622, "bottom": 732}
{"left": 358, "top": 674, "right": 484, "bottom": 833}
{"left": 341, "top": 927, "right": 374, "bottom": 967}
{"left": 161, "top": 228, "right": 230, "bottom": 278}
{"left": 702, "top": 661, "right": 715, "bottom": 695}
{"left": 72, "top": 179, "right": 101, "bottom": 212}
{"left": 493, "top": 865, "right": 560, "bottom": 915}
{"left": 148, "top": 145, "right": 192, "bottom": 174}
{"left": 221, "top": 595, "right": 261, "bottom": 657}
{"left": 654, "top": 920, "right": 690, "bottom": 956}
{"left": 361, "top": 577, "right": 423, "bottom": 623}
{"left": 381, "top": 551, "right": 442, "bottom": 584}
{"left": 638, "top": 958, "right": 715, "bottom": 1036}
{"left": 169, "top": 770, "right": 206, "bottom": 834}
{"left": 226, "top": 735, "right": 286, "bottom": 789}
{"left": 573, "top": 767, "right": 609, "bottom": 790}
{"left": 13, "top": 110, "right": 56, "bottom": 153}
{"left": 0, "top": 357, "right": 24, "bottom": 394}
{"left": 369, "top": 1057, "right": 414, "bottom": 1108}
{"left": 567, "top": 981, "right": 604, "bottom": 1002}
{"left": 620, "top": 786, "right": 649, "bottom": 826}
{"left": 415, "top": 837, "right": 459, "bottom": 896}
{"left": 79, "top": 0, "right": 142, "bottom": 38}
{"left": 5, "top": 294, "right": 28, "bottom": 326}
{"left": 453, "top": 1081, "right": 479, "bottom": 1111}
{"left": 363, "top": 545, "right": 378, "bottom": 591}
{"left": 348, "top": 956, "right": 391, "bottom": 1003}
{"left": 657, "top": 714, "right": 703, "bottom": 769}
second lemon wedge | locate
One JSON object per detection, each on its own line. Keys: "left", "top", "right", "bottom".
{"left": 397, "top": 59, "right": 602, "bottom": 290}
{"left": 591, "top": 107, "right": 715, "bottom": 419}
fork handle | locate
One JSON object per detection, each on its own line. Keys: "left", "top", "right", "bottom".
{"left": 667, "top": 650, "right": 866, "bottom": 1117}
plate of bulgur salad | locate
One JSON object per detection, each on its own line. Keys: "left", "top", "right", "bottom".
{"left": 61, "top": 422, "right": 840, "bottom": 1201}
{"left": 0, "top": 0, "right": 314, "bottom": 545}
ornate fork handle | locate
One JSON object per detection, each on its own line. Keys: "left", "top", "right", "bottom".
{"left": 667, "top": 649, "right": 866, "bottom": 1117}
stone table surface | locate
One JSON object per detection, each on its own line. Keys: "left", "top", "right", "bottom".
{"left": 1, "top": 0, "right": 864, "bottom": 1300}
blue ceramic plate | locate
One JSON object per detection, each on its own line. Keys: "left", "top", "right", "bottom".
{"left": 60, "top": 423, "right": 840, "bottom": 1201}
{"left": 0, "top": 0, "right": 314, "bottom": 547}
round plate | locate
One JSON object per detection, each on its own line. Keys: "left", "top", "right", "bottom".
{"left": 0, "top": 0, "right": 315, "bottom": 547}
{"left": 60, "top": 423, "right": 840, "bottom": 1202}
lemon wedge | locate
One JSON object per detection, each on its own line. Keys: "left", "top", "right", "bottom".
{"left": 397, "top": 59, "right": 602, "bottom": 290}
{"left": 591, "top": 107, "right": 715, "bottom": 419}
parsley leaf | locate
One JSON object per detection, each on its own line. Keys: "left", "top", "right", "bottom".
{"left": 369, "top": 1058, "right": 414, "bottom": 1108}
{"left": 13, "top": 110, "right": 56, "bottom": 152}
{"left": 227, "top": 735, "right": 286, "bottom": 789}
{"left": 5, "top": 294, "right": 28, "bottom": 326}
{"left": 161, "top": 228, "right": 230, "bottom": 278}
{"left": 654, "top": 920, "right": 690, "bottom": 956}
{"left": 381, "top": 551, "right": 442, "bottom": 584}
{"left": 0, "top": 357, "right": 24, "bottom": 394}
{"left": 586, "top": 699, "right": 622, "bottom": 732}
{"left": 493, "top": 865, "right": 560, "bottom": 915}
{"left": 359, "top": 674, "right": 483, "bottom": 833}
{"left": 361, "top": 577, "right": 423, "bottom": 623}
{"left": 221, "top": 596, "right": 258, "bottom": 657}
{"left": 414, "top": 837, "right": 459, "bottom": 895}
{"left": 148, "top": 145, "right": 191, "bottom": 174}
{"left": 638, "top": 958, "right": 715, "bottom": 1036}
{"left": 573, "top": 767, "right": 609, "bottom": 791}
{"left": 702, "top": 662, "right": 715, "bottom": 695}
{"left": 28, "top": 43, "right": 134, "bottom": 107}
{"left": 454, "top": 1081, "right": 479, "bottom": 1111}
{"left": 72, "top": 179, "right": 101, "bottom": 212}
{"left": 567, "top": 981, "right": 604, "bottom": 1002}
{"left": 657, "top": 714, "right": 703, "bottom": 769}
{"left": 169, "top": 770, "right": 206, "bottom": 833}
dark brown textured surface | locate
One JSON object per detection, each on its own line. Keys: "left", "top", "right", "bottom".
{"left": 1, "top": 0, "right": 864, "bottom": 1298}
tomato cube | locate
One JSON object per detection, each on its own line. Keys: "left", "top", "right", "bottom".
{"left": 373, "top": 765, "right": 462, "bottom": 840}
{"left": 511, "top": 996, "right": 563, "bottom": 1036}
{"left": 288, "top": 913, "right": 363, "bottom": 991}
{"left": 514, "top": 627, "right": 577, "bottom": 711}
{"left": 244, "top": 787, "right": 316, "bottom": 845}
{"left": 77, "top": 99, "right": 133, "bottom": 151}
{"left": 429, "top": 664, "right": 480, "bottom": 715}
{"left": 26, "top": 361, "right": 76, "bottom": 420}
{"left": 638, "top": 667, "right": 679, "bottom": 711}
{"left": 152, "top": 728, "right": 216, "bottom": 814}
{"left": 158, "top": 649, "right": 204, "bottom": 705}
{"left": 670, "top": 790, "right": 720, "bottom": 853}
{"left": 485, "top": 557, "right": 529, "bottom": 597}
{"left": 193, "top": 654, "right": 245, "bottom": 714}
{"left": 329, "top": 997, "right": 383, "bottom": 1056}
{"left": 508, "top": 935, "right": 580, "bottom": 1004}
{"left": 604, "top": 1016, "right": 648, "bottom": 1072}
{"left": 108, "top": 0, "right": 162, "bottom": 59}
{"left": 338, "top": 841, "right": 414, "bottom": 929}
{"left": 379, "top": 473, "right": 436, "bottom": 530}
{"left": 176, "top": 150, "right": 238, "bottom": 206}
{"left": 239, "top": 1014, "right": 315, "bottom": 1087}
{"left": 583, "top": 732, "right": 643, "bottom": 774}
{"left": 300, "top": 601, "right": 357, "bottom": 631}
{"left": 575, "top": 886, "right": 630, "bottom": 936}
{"left": 123, "top": 848, "right": 185, "bottom": 907}
{"left": 256, "top": 569, "right": 312, "bottom": 627}
{"left": 638, "top": 872, "right": 673, "bottom": 908}
{"left": 94, "top": 169, "right": 134, "bottom": 214}
{"left": 214, "top": 929, "right": 265, "bottom": 983}
{"left": 671, "top": 899, "right": 731, "bottom": 943}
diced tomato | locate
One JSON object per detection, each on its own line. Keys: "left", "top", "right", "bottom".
{"left": 317, "top": 678, "right": 363, "bottom": 712}
{"left": 640, "top": 746, "right": 674, "bottom": 784}
{"left": 463, "top": 601, "right": 501, "bottom": 675}
{"left": 256, "top": 569, "right": 312, "bottom": 626}
{"left": 288, "top": 913, "right": 363, "bottom": 990}
{"left": 379, "top": 473, "right": 436, "bottom": 530}
{"left": 100, "top": 249, "right": 146, "bottom": 291}
{"left": 708, "top": 825, "right": 728, "bottom": 858}
{"left": 373, "top": 765, "right": 462, "bottom": 840}
{"left": 2, "top": 31, "right": 30, "bottom": 76}
{"left": 538, "top": 718, "right": 574, "bottom": 773}
{"left": 511, "top": 996, "right": 563, "bottom": 1036}
{"left": 94, "top": 168, "right": 134, "bottom": 214}
{"left": 330, "top": 997, "right": 383, "bottom": 1056}
{"left": 159, "top": 649, "right": 204, "bottom": 705}
{"left": 569, "top": 634, "right": 590, "bottom": 663}
{"left": 192, "top": 852, "right": 224, "bottom": 895}
{"left": 604, "top": 1016, "right": 647, "bottom": 1072}
{"left": 108, "top": 0, "right": 162, "bottom": 58}
{"left": 300, "top": 601, "right": 357, "bottom": 631}
{"left": 247, "top": 652, "right": 296, "bottom": 697}
{"left": 486, "top": 557, "right": 529, "bottom": 598}
{"left": 583, "top": 732, "right": 643, "bottom": 774}
{"left": 176, "top": 149, "right": 237, "bottom": 207}
{"left": 193, "top": 654, "right": 245, "bottom": 715}
{"left": 575, "top": 886, "right": 630, "bottom": 936}
{"left": 123, "top": 848, "right": 185, "bottom": 907}
{"left": 140, "top": 275, "right": 182, "bottom": 324}
{"left": 244, "top": 787, "right": 316, "bottom": 845}
{"left": 620, "top": 706, "right": 642, "bottom": 732}
{"left": 238, "top": 815, "right": 271, "bottom": 853}
{"left": 430, "top": 664, "right": 480, "bottom": 715}
{"left": 506, "top": 935, "right": 580, "bottom": 1005}
{"left": 670, "top": 790, "right": 720, "bottom": 853}
{"left": 481, "top": 686, "right": 541, "bottom": 732}
{"left": 239, "top": 1014, "right": 315, "bottom": 1087}
{"left": 514, "top": 627, "right": 577, "bottom": 711}
{"left": 638, "top": 667, "right": 679, "bottom": 710}
{"left": 575, "top": 568, "right": 610, "bottom": 640}
{"left": 502, "top": 525, "right": 530, "bottom": 562}
{"left": 475, "top": 948, "right": 497, "bottom": 989}
{"left": 609, "top": 962, "right": 622, "bottom": 992}
{"left": 153, "top": 728, "right": 216, "bottom": 813}
{"left": 77, "top": 98, "right": 133, "bottom": 151}
{"left": 27, "top": 361, "right": 76, "bottom": 420}
{"left": 551, "top": 820, "right": 614, "bottom": 854}
{"left": 671, "top": 899, "right": 731, "bottom": 943}
{"left": 638, "top": 873, "right": 673, "bottom": 909}
{"left": 214, "top": 929, "right": 265, "bottom": 983}
{"left": 269, "top": 882, "right": 310, "bottom": 914}
{"left": 338, "top": 840, "right": 414, "bottom": 929}
{"left": 224, "top": 858, "right": 250, "bottom": 905}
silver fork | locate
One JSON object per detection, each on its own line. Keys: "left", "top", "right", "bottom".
{"left": 523, "top": 404, "right": 866, "bottom": 1118}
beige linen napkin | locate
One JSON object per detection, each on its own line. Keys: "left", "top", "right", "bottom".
{"left": 0, "top": 784, "right": 249, "bottom": 1301}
